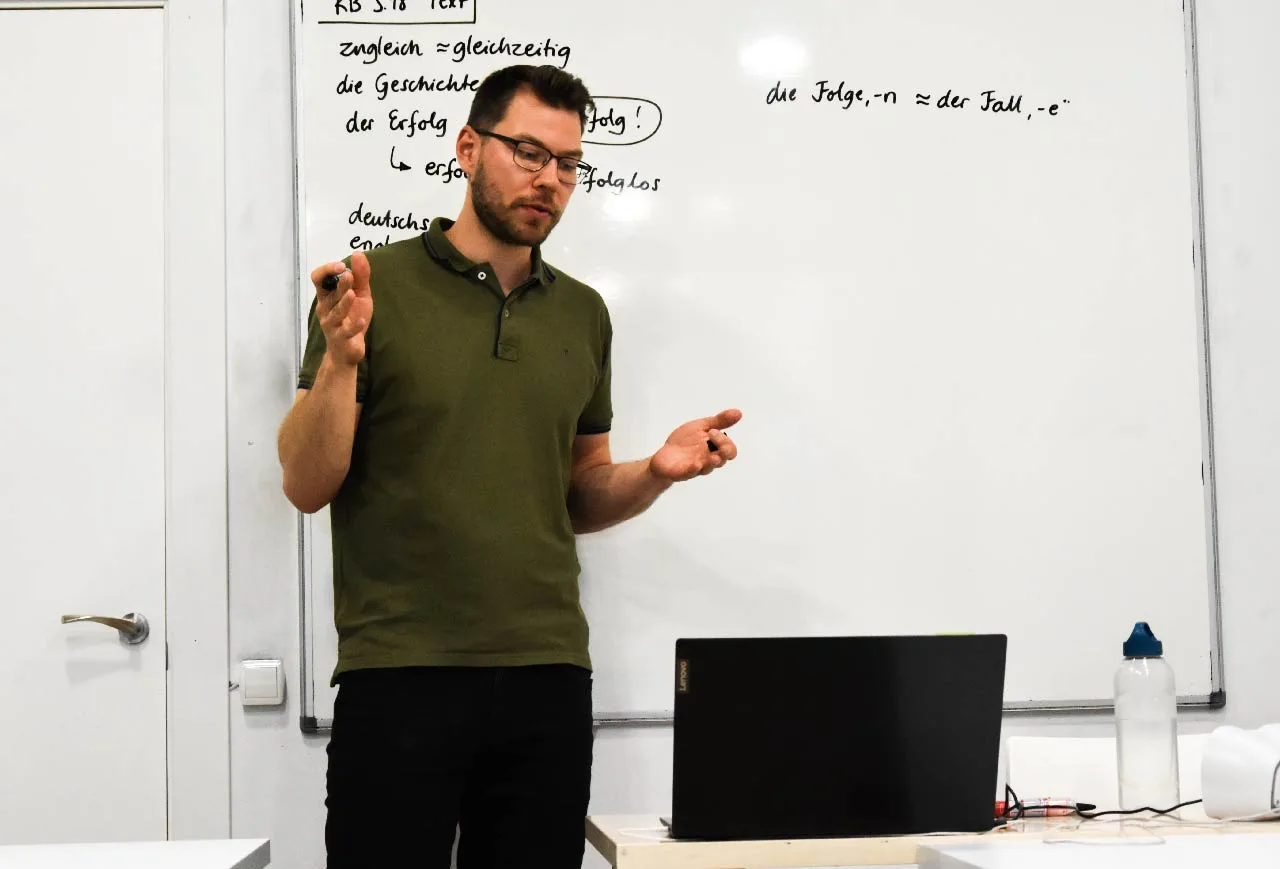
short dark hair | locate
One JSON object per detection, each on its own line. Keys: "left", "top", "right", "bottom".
{"left": 466, "top": 65, "right": 594, "bottom": 132}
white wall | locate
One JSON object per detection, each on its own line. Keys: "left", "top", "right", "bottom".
{"left": 225, "top": 2, "right": 329, "bottom": 867}
{"left": 224, "top": 2, "right": 1280, "bottom": 867}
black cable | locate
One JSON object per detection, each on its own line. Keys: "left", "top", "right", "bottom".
{"left": 1075, "top": 798, "right": 1203, "bottom": 819}
{"left": 1001, "top": 783, "right": 1199, "bottom": 822}
{"left": 1001, "top": 783, "right": 1022, "bottom": 819}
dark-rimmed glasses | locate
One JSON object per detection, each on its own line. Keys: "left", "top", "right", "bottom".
{"left": 473, "top": 128, "right": 592, "bottom": 186}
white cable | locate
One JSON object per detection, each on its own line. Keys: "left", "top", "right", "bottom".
{"left": 616, "top": 826, "right": 673, "bottom": 841}
{"left": 616, "top": 812, "right": 1280, "bottom": 846}
{"left": 1037, "top": 808, "right": 1280, "bottom": 845}
{"left": 1040, "top": 816, "right": 1168, "bottom": 846}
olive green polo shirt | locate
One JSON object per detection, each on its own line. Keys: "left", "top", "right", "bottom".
{"left": 297, "top": 218, "right": 612, "bottom": 684}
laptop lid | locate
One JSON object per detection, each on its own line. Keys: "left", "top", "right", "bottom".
{"left": 669, "top": 634, "right": 1007, "bottom": 841}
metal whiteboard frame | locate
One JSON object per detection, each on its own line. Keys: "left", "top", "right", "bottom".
{"left": 291, "top": 0, "right": 1225, "bottom": 733}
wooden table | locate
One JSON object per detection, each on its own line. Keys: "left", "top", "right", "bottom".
{"left": 587, "top": 814, "right": 1280, "bottom": 869}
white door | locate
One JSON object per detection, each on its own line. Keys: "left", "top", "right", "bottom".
{"left": 0, "top": 7, "right": 167, "bottom": 844}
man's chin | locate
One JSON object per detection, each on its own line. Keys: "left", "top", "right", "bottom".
{"left": 507, "top": 218, "right": 555, "bottom": 246}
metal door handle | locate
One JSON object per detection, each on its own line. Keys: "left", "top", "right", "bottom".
{"left": 61, "top": 612, "right": 149, "bottom": 644}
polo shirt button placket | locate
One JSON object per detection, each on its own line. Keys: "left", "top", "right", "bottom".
{"left": 495, "top": 290, "right": 519, "bottom": 361}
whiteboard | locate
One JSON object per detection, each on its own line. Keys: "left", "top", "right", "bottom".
{"left": 292, "top": 0, "right": 1221, "bottom": 729}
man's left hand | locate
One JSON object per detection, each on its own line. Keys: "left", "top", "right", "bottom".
{"left": 649, "top": 409, "right": 742, "bottom": 483}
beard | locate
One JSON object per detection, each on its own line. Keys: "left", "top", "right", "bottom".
{"left": 470, "top": 159, "right": 562, "bottom": 247}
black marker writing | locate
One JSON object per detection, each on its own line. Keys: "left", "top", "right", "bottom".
{"left": 339, "top": 35, "right": 423, "bottom": 65}
{"left": 424, "top": 157, "right": 467, "bottom": 184}
{"left": 980, "top": 90, "right": 1022, "bottom": 113}
{"left": 331, "top": 0, "right": 412, "bottom": 14}
{"left": 768, "top": 80, "right": 1070, "bottom": 121}
{"left": 374, "top": 71, "right": 479, "bottom": 101}
{"left": 346, "top": 109, "right": 376, "bottom": 133}
{"left": 326, "top": 0, "right": 472, "bottom": 23}
{"left": 811, "top": 80, "right": 897, "bottom": 109}
{"left": 436, "top": 35, "right": 571, "bottom": 69}
{"left": 336, "top": 73, "right": 364, "bottom": 96}
{"left": 582, "top": 97, "right": 663, "bottom": 146}
{"left": 349, "top": 234, "right": 392, "bottom": 252}
{"left": 349, "top": 201, "right": 429, "bottom": 233}
{"left": 586, "top": 106, "right": 629, "bottom": 138}
{"left": 766, "top": 81, "right": 798, "bottom": 104}
{"left": 368, "top": 150, "right": 466, "bottom": 182}
{"left": 388, "top": 107, "right": 447, "bottom": 139}
{"left": 919, "top": 89, "right": 970, "bottom": 109}
{"left": 580, "top": 168, "right": 661, "bottom": 195}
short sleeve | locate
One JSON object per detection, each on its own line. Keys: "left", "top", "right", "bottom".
{"left": 297, "top": 295, "right": 369, "bottom": 402}
{"left": 576, "top": 304, "right": 612, "bottom": 435}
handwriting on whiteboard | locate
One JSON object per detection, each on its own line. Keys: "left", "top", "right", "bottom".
{"left": 311, "top": 0, "right": 665, "bottom": 256}
{"left": 579, "top": 169, "right": 661, "bottom": 195}
{"left": 435, "top": 34, "right": 571, "bottom": 69}
{"left": 333, "top": 34, "right": 571, "bottom": 68}
{"left": 323, "top": 0, "right": 476, "bottom": 26}
{"left": 333, "top": 71, "right": 480, "bottom": 100}
{"left": 584, "top": 98, "right": 663, "bottom": 146}
{"left": 766, "top": 79, "right": 1071, "bottom": 120}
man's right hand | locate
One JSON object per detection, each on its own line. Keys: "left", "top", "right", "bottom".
{"left": 312, "top": 252, "right": 373, "bottom": 366}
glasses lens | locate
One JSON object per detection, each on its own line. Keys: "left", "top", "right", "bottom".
{"left": 557, "top": 160, "right": 585, "bottom": 186}
{"left": 513, "top": 142, "right": 548, "bottom": 171}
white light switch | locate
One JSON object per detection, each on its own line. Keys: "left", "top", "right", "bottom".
{"left": 240, "top": 658, "right": 284, "bottom": 706}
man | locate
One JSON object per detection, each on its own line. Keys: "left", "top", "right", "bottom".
{"left": 277, "top": 64, "right": 741, "bottom": 868}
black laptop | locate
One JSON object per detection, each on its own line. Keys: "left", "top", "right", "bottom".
{"left": 663, "top": 634, "right": 1007, "bottom": 841}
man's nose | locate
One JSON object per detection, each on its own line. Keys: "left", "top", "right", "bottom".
{"left": 531, "top": 160, "right": 562, "bottom": 189}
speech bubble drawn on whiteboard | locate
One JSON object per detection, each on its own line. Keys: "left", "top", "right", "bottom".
{"left": 583, "top": 97, "right": 663, "bottom": 146}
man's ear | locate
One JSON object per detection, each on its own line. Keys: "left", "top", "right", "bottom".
{"left": 456, "top": 125, "right": 480, "bottom": 175}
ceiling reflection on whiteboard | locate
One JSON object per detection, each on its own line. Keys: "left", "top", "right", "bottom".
{"left": 587, "top": 272, "right": 626, "bottom": 301}
{"left": 738, "top": 35, "right": 808, "bottom": 79}
{"left": 600, "top": 193, "right": 653, "bottom": 225}
{"left": 691, "top": 194, "right": 734, "bottom": 225}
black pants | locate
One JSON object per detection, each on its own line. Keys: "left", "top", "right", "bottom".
{"left": 325, "top": 664, "right": 594, "bottom": 869}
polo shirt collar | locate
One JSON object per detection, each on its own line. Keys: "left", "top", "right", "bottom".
{"left": 423, "top": 217, "right": 557, "bottom": 286}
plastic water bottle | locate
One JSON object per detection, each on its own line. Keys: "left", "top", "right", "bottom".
{"left": 1114, "top": 622, "right": 1180, "bottom": 811}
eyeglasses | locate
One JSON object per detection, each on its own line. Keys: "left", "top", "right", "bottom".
{"left": 473, "top": 128, "right": 592, "bottom": 186}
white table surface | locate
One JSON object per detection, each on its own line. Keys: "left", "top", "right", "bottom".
{"left": 919, "top": 831, "right": 1280, "bottom": 868}
{"left": 0, "top": 839, "right": 269, "bottom": 869}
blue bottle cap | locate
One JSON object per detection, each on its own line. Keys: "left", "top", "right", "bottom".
{"left": 1123, "top": 622, "right": 1163, "bottom": 657}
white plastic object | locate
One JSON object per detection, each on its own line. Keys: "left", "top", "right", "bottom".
{"left": 240, "top": 658, "right": 285, "bottom": 706}
{"left": 1201, "top": 724, "right": 1280, "bottom": 819}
